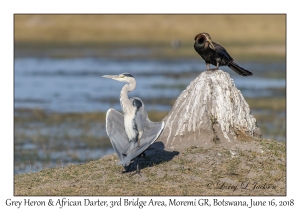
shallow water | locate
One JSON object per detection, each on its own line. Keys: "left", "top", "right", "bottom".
{"left": 14, "top": 50, "right": 286, "bottom": 174}
{"left": 15, "top": 57, "right": 285, "bottom": 113}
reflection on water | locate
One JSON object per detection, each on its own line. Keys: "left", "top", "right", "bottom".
{"left": 15, "top": 57, "right": 285, "bottom": 113}
{"left": 14, "top": 51, "right": 286, "bottom": 174}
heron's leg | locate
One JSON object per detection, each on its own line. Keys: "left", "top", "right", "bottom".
{"left": 136, "top": 161, "right": 140, "bottom": 174}
{"left": 129, "top": 158, "right": 142, "bottom": 177}
{"left": 122, "top": 166, "right": 130, "bottom": 174}
{"left": 121, "top": 159, "right": 133, "bottom": 174}
{"left": 139, "top": 151, "right": 146, "bottom": 158}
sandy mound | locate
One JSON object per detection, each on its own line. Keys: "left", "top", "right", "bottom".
{"left": 155, "top": 70, "right": 261, "bottom": 152}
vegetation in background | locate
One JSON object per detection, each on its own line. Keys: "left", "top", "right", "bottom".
{"left": 15, "top": 14, "right": 285, "bottom": 60}
{"left": 14, "top": 15, "right": 285, "bottom": 45}
{"left": 14, "top": 15, "right": 286, "bottom": 191}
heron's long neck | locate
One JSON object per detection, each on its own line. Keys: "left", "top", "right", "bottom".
{"left": 120, "top": 81, "right": 136, "bottom": 113}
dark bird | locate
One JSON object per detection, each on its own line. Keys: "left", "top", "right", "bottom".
{"left": 194, "top": 32, "right": 253, "bottom": 76}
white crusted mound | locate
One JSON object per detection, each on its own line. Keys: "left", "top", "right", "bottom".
{"left": 156, "top": 70, "right": 261, "bottom": 151}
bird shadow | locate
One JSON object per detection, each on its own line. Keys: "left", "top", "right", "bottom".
{"left": 124, "top": 141, "right": 179, "bottom": 173}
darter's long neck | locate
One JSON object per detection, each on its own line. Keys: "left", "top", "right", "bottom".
{"left": 120, "top": 81, "right": 136, "bottom": 113}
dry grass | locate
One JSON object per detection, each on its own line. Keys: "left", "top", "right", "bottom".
{"left": 14, "top": 15, "right": 286, "bottom": 60}
{"left": 14, "top": 138, "right": 285, "bottom": 196}
{"left": 15, "top": 14, "right": 285, "bottom": 47}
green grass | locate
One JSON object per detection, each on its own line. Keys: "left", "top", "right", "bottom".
{"left": 246, "top": 97, "right": 286, "bottom": 141}
{"left": 14, "top": 108, "right": 169, "bottom": 174}
{"left": 246, "top": 97, "right": 285, "bottom": 112}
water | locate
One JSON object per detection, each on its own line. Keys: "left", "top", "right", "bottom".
{"left": 14, "top": 57, "right": 285, "bottom": 113}
{"left": 14, "top": 49, "right": 286, "bottom": 174}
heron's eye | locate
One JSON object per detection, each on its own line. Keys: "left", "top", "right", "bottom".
{"left": 119, "top": 75, "right": 125, "bottom": 78}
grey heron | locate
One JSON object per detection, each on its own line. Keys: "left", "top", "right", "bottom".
{"left": 103, "top": 73, "right": 165, "bottom": 174}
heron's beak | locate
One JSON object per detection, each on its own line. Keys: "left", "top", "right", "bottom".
{"left": 102, "top": 75, "right": 122, "bottom": 81}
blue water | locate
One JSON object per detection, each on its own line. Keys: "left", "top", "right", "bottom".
{"left": 14, "top": 52, "right": 286, "bottom": 174}
{"left": 14, "top": 57, "right": 285, "bottom": 113}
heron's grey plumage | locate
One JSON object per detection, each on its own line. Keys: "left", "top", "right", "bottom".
{"left": 106, "top": 108, "right": 164, "bottom": 166}
{"left": 103, "top": 73, "right": 165, "bottom": 171}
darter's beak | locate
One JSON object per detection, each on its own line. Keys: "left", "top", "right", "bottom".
{"left": 205, "top": 36, "right": 215, "bottom": 50}
{"left": 207, "top": 39, "right": 216, "bottom": 50}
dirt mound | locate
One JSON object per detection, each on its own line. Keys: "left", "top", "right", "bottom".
{"left": 156, "top": 70, "right": 261, "bottom": 151}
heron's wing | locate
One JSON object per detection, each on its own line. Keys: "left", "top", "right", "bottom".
{"left": 106, "top": 108, "right": 129, "bottom": 162}
{"left": 141, "top": 119, "right": 165, "bottom": 146}
{"left": 118, "top": 141, "right": 155, "bottom": 165}
{"left": 118, "top": 120, "right": 165, "bottom": 165}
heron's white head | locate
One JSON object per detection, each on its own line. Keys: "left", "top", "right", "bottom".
{"left": 102, "top": 73, "right": 136, "bottom": 84}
